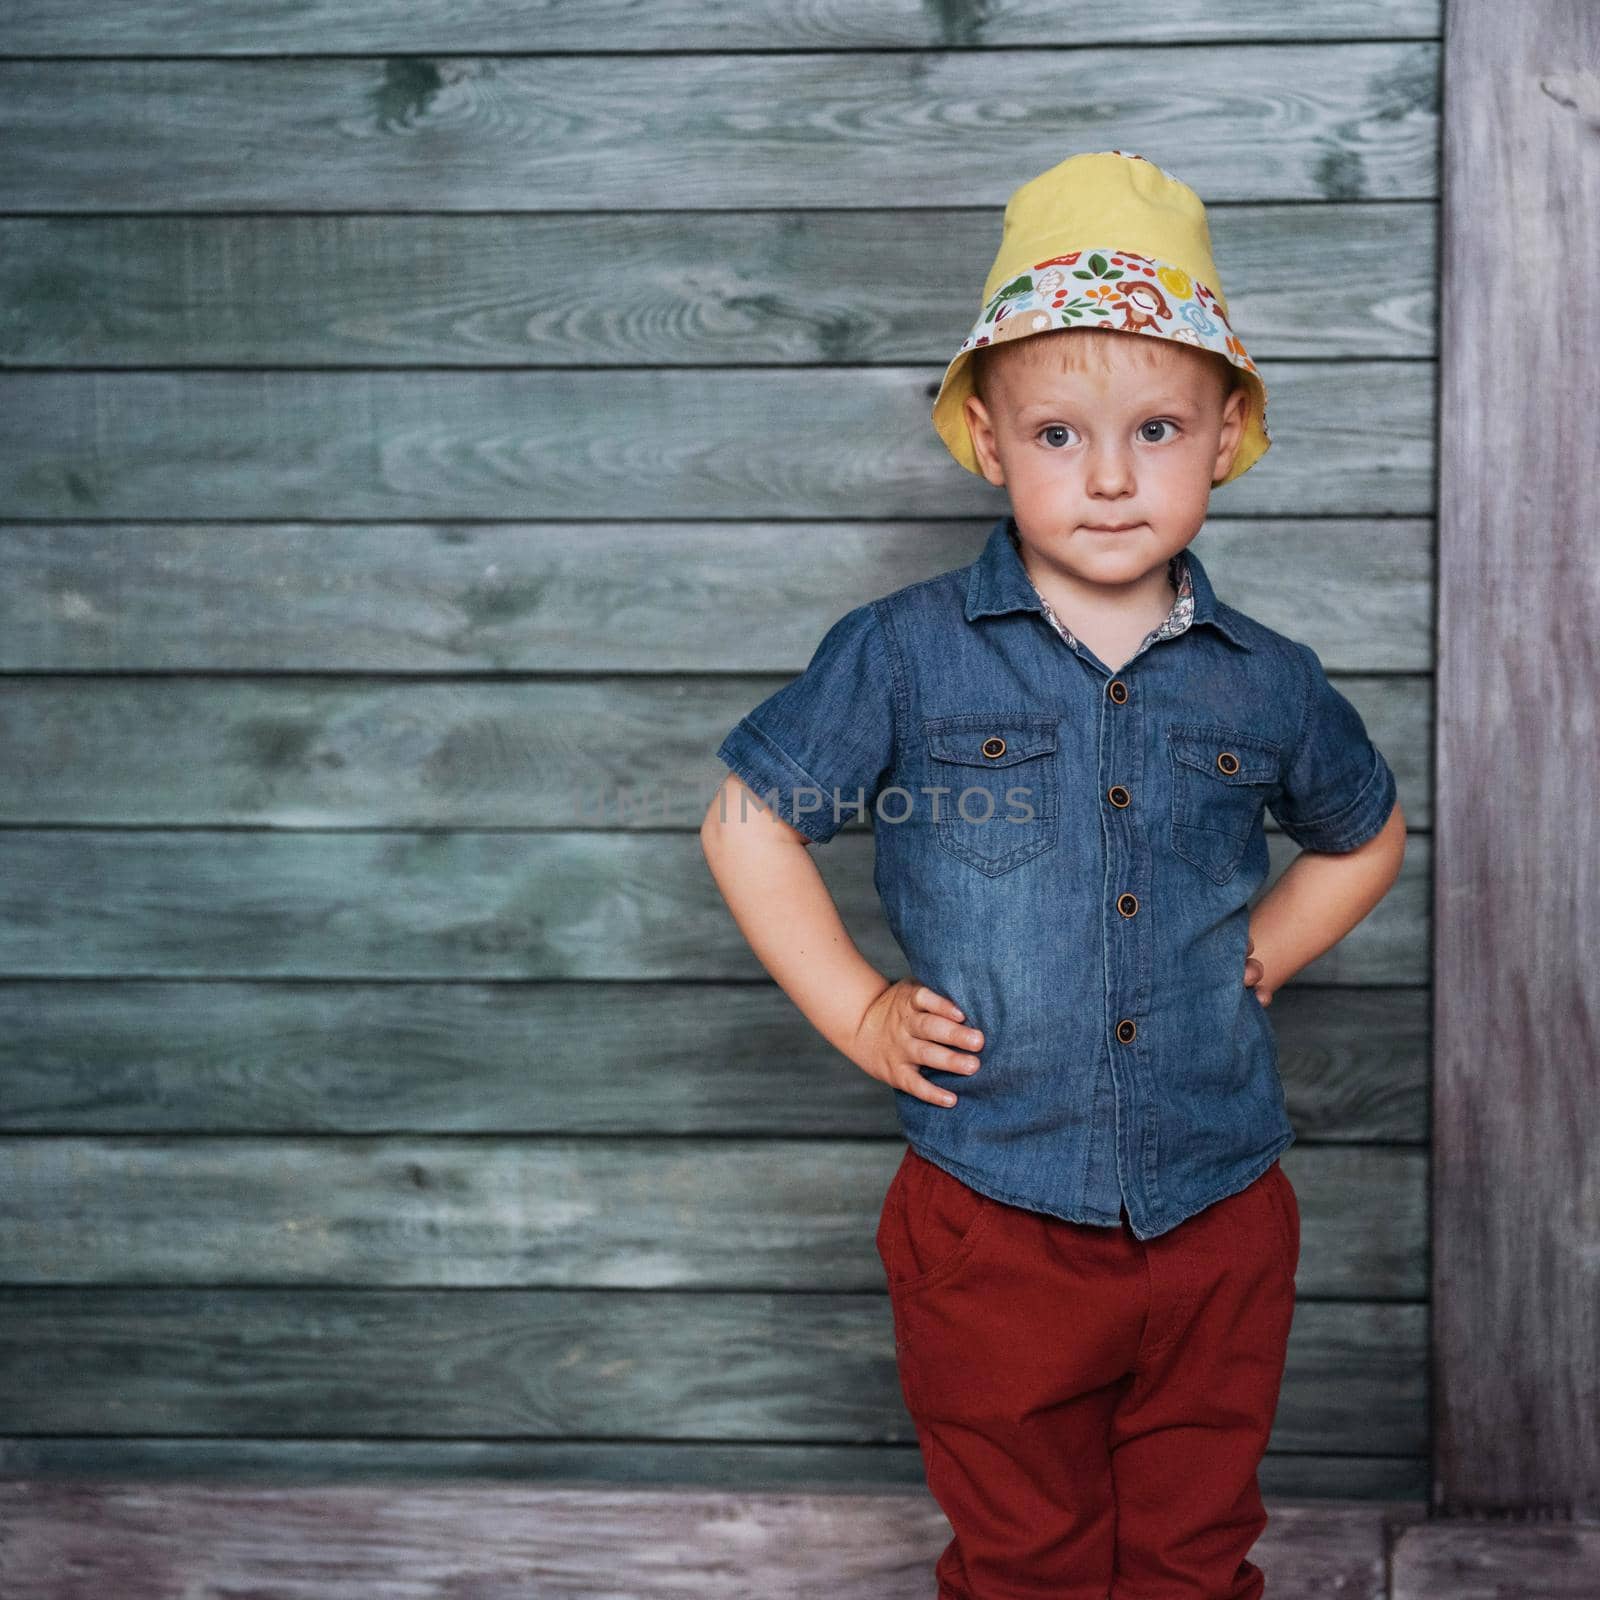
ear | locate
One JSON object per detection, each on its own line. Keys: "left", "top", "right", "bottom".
{"left": 1210, "top": 384, "right": 1249, "bottom": 485}
{"left": 963, "top": 393, "right": 1008, "bottom": 487}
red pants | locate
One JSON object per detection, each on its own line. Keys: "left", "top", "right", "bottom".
{"left": 876, "top": 1145, "right": 1300, "bottom": 1599}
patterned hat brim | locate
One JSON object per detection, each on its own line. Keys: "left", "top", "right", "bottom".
{"left": 932, "top": 245, "right": 1271, "bottom": 485}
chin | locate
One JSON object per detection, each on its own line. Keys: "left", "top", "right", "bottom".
{"left": 1077, "top": 535, "right": 1150, "bottom": 554}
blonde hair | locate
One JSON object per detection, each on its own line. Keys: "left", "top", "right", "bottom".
{"left": 970, "top": 326, "right": 1237, "bottom": 416}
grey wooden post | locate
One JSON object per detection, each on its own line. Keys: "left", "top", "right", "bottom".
{"left": 1433, "top": 0, "right": 1600, "bottom": 1522}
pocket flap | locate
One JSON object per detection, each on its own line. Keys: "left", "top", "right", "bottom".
{"left": 927, "top": 714, "right": 1059, "bottom": 768}
{"left": 1168, "top": 725, "right": 1279, "bottom": 785}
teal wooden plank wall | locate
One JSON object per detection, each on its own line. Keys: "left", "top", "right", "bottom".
{"left": 0, "top": 3, "right": 1438, "bottom": 1498}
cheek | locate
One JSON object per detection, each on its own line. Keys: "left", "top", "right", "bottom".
{"left": 999, "top": 444, "right": 1064, "bottom": 492}
{"left": 1148, "top": 445, "right": 1214, "bottom": 502}
{"left": 1013, "top": 458, "right": 1087, "bottom": 512}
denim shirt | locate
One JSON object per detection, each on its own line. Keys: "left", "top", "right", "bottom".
{"left": 715, "top": 513, "right": 1398, "bottom": 1239}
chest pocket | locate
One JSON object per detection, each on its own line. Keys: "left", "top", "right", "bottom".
{"left": 925, "top": 713, "right": 1059, "bottom": 876}
{"left": 1168, "top": 724, "right": 1281, "bottom": 884}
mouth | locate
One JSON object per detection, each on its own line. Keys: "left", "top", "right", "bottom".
{"left": 1082, "top": 523, "right": 1143, "bottom": 534}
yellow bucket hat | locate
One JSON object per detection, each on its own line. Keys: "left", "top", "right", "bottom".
{"left": 931, "top": 149, "right": 1270, "bottom": 485}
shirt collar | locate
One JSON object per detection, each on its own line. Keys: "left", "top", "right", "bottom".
{"left": 962, "top": 514, "right": 1254, "bottom": 652}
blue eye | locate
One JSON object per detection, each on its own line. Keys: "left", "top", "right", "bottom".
{"left": 1037, "top": 420, "right": 1180, "bottom": 448}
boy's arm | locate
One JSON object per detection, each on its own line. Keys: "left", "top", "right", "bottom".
{"left": 703, "top": 602, "right": 984, "bottom": 1102}
{"left": 700, "top": 773, "right": 892, "bottom": 1060}
{"left": 1248, "top": 636, "right": 1405, "bottom": 1000}
{"left": 1246, "top": 799, "right": 1406, "bottom": 1001}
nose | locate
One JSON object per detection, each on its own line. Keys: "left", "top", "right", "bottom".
{"left": 1083, "top": 438, "right": 1136, "bottom": 500}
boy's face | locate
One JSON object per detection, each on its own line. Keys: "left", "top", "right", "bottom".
{"left": 961, "top": 329, "right": 1247, "bottom": 587}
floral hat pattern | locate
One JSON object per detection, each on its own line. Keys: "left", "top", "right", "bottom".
{"left": 956, "top": 246, "right": 1261, "bottom": 390}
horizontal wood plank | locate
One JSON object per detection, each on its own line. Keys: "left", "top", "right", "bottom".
{"left": 0, "top": 830, "right": 1429, "bottom": 982}
{"left": 0, "top": 1482, "right": 1435, "bottom": 1599}
{"left": 0, "top": 1291, "right": 1426, "bottom": 1454}
{"left": 0, "top": 0, "right": 1443, "bottom": 55}
{"left": 0, "top": 981, "right": 1429, "bottom": 1143}
{"left": 0, "top": 1439, "right": 1431, "bottom": 1501}
{"left": 1391, "top": 1523, "right": 1600, "bottom": 1598}
{"left": 0, "top": 48, "right": 1438, "bottom": 211}
{"left": 0, "top": 518, "right": 1433, "bottom": 673}
{"left": 0, "top": 365, "right": 1434, "bottom": 519}
{"left": 0, "top": 204, "right": 1435, "bottom": 367}
{"left": 0, "top": 674, "right": 1430, "bottom": 830}
{"left": 0, "top": 1140, "right": 1425, "bottom": 1298}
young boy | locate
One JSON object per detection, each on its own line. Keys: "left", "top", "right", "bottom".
{"left": 699, "top": 150, "right": 1405, "bottom": 1599}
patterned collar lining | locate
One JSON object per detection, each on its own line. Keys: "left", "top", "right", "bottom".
{"left": 1006, "top": 525, "right": 1195, "bottom": 654}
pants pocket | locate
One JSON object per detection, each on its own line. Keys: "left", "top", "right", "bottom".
{"left": 876, "top": 1147, "right": 998, "bottom": 1297}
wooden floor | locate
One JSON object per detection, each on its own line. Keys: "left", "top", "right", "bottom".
{"left": 2, "top": 1482, "right": 1597, "bottom": 1597}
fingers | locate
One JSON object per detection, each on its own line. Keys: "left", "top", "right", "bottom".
{"left": 915, "top": 1038, "right": 981, "bottom": 1076}
{"left": 896, "top": 986, "right": 982, "bottom": 1108}
{"left": 912, "top": 991, "right": 983, "bottom": 1071}
{"left": 914, "top": 985, "right": 965, "bottom": 1024}
{"left": 918, "top": 1008, "right": 983, "bottom": 1054}
{"left": 898, "top": 1068, "right": 961, "bottom": 1109}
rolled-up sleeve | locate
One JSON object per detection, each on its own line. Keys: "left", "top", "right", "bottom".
{"left": 714, "top": 600, "right": 897, "bottom": 845}
{"left": 1270, "top": 640, "right": 1398, "bottom": 853}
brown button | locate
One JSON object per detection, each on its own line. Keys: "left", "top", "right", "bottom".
{"left": 1107, "top": 785, "right": 1130, "bottom": 808}
{"left": 1107, "top": 680, "right": 1129, "bottom": 704}
{"left": 1117, "top": 892, "right": 1138, "bottom": 917}
{"left": 1216, "top": 750, "right": 1240, "bottom": 775}
{"left": 1116, "top": 1018, "right": 1138, "bottom": 1044}
{"left": 981, "top": 735, "right": 1007, "bottom": 759}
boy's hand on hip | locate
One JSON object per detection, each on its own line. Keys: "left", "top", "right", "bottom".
{"left": 852, "top": 979, "right": 983, "bottom": 1109}
{"left": 1244, "top": 934, "right": 1275, "bottom": 1006}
